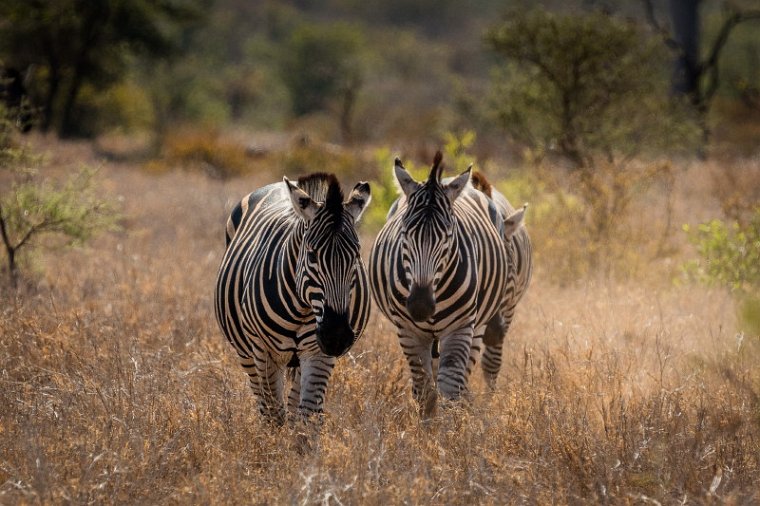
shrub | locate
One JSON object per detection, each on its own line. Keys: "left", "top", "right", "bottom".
{"left": 147, "top": 128, "right": 252, "bottom": 179}
{"left": 683, "top": 208, "right": 760, "bottom": 334}
{"left": 1, "top": 167, "right": 120, "bottom": 288}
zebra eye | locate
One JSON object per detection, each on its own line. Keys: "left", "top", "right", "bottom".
{"left": 307, "top": 250, "right": 318, "bottom": 263}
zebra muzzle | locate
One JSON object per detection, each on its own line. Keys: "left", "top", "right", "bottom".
{"left": 406, "top": 283, "right": 436, "bottom": 322}
{"left": 316, "top": 306, "right": 355, "bottom": 357}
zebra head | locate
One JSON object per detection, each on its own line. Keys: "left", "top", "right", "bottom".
{"left": 394, "top": 152, "right": 471, "bottom": 322}
{"left": 284, "top": 175, "right": 371, "bottom": 357}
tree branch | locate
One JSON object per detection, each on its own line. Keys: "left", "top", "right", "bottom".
{"left": 641, "top": 0, "right": 682, "bottom": 51}
{"left": 702, "top": 9, "right": 760, "bottom": 103}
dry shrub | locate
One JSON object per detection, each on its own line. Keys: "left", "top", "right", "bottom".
{"left": 278, "top": 138, "right": 364, "bottom": 180}
{"left": 497, "top": 159, "right": 676, "bottom": 284}
{"left": 710, "top": 158, "right": 760, "bottom": 226}
{"left": 145, "top": 128, "right": 257, "bottom": 179}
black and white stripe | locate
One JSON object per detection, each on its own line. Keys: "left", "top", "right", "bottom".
{"left": 215, "top": 173, "right": 371, "bottom": 423}
{"left": 369, "top": 152, "right": 508, "bottom": 416}
{"left": 471, "top": 172, "right": 533, "bottom": 388}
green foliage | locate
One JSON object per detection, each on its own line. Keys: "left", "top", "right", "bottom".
{"left": 281, "top": 22, "right": 366, "bottom": 116}
{"left": 485, "top": 9, "right": 697, "bottom": 166}
{"left": 1, "top": 169, "right": 118, "bottom": 246}
{"left": 0, "top": 0, "right": 208, "bottom": 137}
{"left": 683, "top": 209, "right": 760, "bottom": 334}
{"left": 682, "top": 211, "right": 760, "bottom": 292}
{"left": 0, "top": 115, "right": 119, "bottom": 286}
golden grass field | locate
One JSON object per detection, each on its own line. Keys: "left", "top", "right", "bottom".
{"left": 1, "top": 138, "right": 759, "bottom": 504}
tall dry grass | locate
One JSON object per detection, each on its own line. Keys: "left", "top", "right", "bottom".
{"left": 1, "top": 140, "right": 759, "bottom": 504}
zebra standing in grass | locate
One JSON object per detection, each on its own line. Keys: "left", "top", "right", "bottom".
{"left": 369, "top": 152, "right": 508, "bottom": 416}
{"left": 215, "top": 173, "right": 371, "bottom": 423}
{"left": 471, "top": 172, "right": 532, "bottom": 388}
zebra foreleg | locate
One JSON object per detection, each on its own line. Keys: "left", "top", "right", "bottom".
{"left": 400, "top": 333, "right": 437, "bottom": 418}
{"left": 436, "top": 327, "right": 474, "bottom": 403}
{"left": 243, "top": 353, "right": 286, "bottom": 425}
{"left": 297, "top": 355, "right": 337, "bottom": 419}
{"left": 286, "top": 366, "right": 302, "bottom": 416}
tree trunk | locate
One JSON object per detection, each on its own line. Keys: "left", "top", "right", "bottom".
{"left": 669, "top": 0, "right": 701, "bottom": 99}
{"left": 40, "top": 56, "right": 60, "bottom": 132}
{"left": 58, "top": 71, "right": 84, "bottom": 138}
{"left": 0, "top": 210, "right": 18, "bottom": 289}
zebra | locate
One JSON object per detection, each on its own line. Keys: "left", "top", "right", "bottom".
{"left": 470, "top": 171, "right": 533, "bottom": 389}
{"left": 215, "top": 173, "right": 372, "bottom": 423}
{"left": 369, "top": 152, "right": 509, "bottom": 416}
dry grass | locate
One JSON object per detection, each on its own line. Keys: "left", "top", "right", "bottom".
{"left": 1, "top": 140, "right": 759, "bottom": 504}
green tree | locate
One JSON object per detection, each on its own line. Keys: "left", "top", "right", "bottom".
{"left": 644, "top": 0, "right": 760, "bottom": 150}
{"left": 0, "top": 0, "right": 207, "bottom": 138}
{"left": 486, "top": 9, "right": 696, "bottom": 246}
{"left": 281, "top": 22, "right": 365, "bottom": 142}
{"left": 0, "top": 110, "right": 118, "bottom": 288}
{"left": 486, "top": 9, "right": 688, "bottom": 168}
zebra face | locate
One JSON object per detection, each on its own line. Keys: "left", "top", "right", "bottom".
{"left": 394, "top": 153, "right": 471, "bottom": 322}
{"left": 285, "top": 177, "right": 371, "bottom": 356}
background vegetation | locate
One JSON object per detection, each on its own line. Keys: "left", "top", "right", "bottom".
{"left": 1, "top": 0, "right": 759, "bottom": 503}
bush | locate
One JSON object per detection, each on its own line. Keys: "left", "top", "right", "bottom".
{"left": 146, "top": 128, "right": 252, "bottom": 179}
{"left": 682, "top": 210, "right": 760, "bottom": 292}
{"left": 683, "top": 208, "right": 760, "bottom": 334}
{"left": 0, "top": 167, "right": 120, "bottom": 288}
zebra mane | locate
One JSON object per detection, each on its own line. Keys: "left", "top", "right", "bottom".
{"left": 470, "top": 171, "right": 492, "bottom": 198}
{"left": 296, "top": 172, "right": 345, "bottom": 223}
{"left": 427, "top": 151, "right": 444, "bottom": 184}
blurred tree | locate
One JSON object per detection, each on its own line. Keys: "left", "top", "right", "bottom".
{"left": 643, "top": 0, "right": 760, "bottom": 149}
{"left": 486, "top": 9, "right": 688, "bottom": 169}
{"left": 0, "top": 0, "right": 208, "bottom": 138}
{"left": 486, "top": 9, "right": 696, "bottom": 258}
{"left": 281, "top": 22, "right": 365, "bottom": 143}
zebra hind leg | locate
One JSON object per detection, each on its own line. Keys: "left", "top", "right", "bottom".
{"left": 481, "top": 342, "right": 504, "bottom": 390}
{"left": 481, "top": 311, "right": 512, "bottom": 389}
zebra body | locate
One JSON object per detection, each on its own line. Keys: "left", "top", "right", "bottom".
{"left": 370, "top": 153, "right": 508, "bottom": 416}
{"left": 215, "top": 173, "right": 371, "bottom": 422}
{"left": 471, "top": 172, "right": 533, "bottom": 388}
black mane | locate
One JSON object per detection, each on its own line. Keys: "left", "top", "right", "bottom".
{"left": 296, "top": 172, "right": 345, "bottom": 227}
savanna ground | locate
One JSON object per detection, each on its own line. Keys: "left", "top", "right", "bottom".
{"left": 1, "top": 136, "right": 759, "bottom": 504}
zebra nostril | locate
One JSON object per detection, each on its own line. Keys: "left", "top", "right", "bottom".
{"left": 406, "top": 283, "right": 435, "bottom": 322}
{"left": 315, "top": 306, "right": 355, "bottom": 357}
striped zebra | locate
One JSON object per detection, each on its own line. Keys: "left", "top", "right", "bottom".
{"left": 369, "top": 152, "right": 508, "bottom": 416}
{"left": 471, "top": 171, "right": 533, "bottom": 388}
{"left": 215, "top": 173, "right": 372, "bottom": 423}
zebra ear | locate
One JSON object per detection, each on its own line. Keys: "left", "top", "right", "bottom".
{"left": 394, "top": 157, "right": 419, "bottom": 197}
{"left": 504, "top": 204, "right": 527, "bottom": 238}
{"left": 443, "top": 165, "right": 472, "bottom": 203}
{"left": 345, "top": 181, "right": 372, "bottom": 222}
{"left": 284, "top": 176, "right": 319, "bottom": 221}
